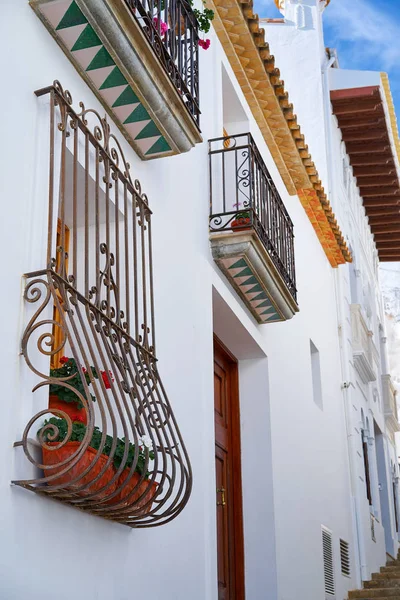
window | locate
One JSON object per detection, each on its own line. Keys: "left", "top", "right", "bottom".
{"left": 322, "top": 527, "right": 335, "bottom": 596}
{"left": 339, "top": 539, "right": 350, "bottom": 577}
{"left": 362, "top": 430, "right": 372, "bottom": 506}
{"left": 310, "top": 340, "right": 323, "bottom": 409}
{"left": 50, "top": 219, "right": 70, "bottom": 369}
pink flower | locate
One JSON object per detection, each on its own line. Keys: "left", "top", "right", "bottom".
{"left": 198, "top": 38, "right": 211, "bottom": 50}
{"left": 153, "top": 17, "right": 168, "bottom": 36}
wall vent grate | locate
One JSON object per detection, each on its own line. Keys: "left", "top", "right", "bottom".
{"left": 322, "top": 527, "right": 335, "bottom": 596}
{"left": 340, "top": 539, "right": 350, "bottom": 577}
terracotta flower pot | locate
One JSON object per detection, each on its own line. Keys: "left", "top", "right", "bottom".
{"left": 42, "top": 441, "right": 117, "bottom": 499}
{"left": 49, "top": 394, "right": 88, "bottom": 425}
{"left": 117, "top": 469, "right": 158, "bottom": 514}
{"left": 168, "top": 11, "right": 186, "bottom": 35}
{"left": 231, "top": 217, "right": 251, "bottom": 229}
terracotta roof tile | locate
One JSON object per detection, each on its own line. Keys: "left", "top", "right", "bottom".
{"left": 209, "top": 0, "right": 351, "bottom": 265}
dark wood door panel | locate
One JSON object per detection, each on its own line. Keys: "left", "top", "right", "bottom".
{"left": 214, "top": 336, "right": 245, "bottom": 600}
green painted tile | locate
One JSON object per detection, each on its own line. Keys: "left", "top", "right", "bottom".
{"left": 113, "top": 86, "right": 139, "bottom": 107}
{"left": 145, "top": 137, "right": 171, "bottom": 155}
{"left": 86, "top": 46, "right": 114, "bottom": 71}
{"left": 233, "top": 267, "right": 253, "bottom": 279}
{"left": 260, "top": 307, "right": 278, "bottom": 316}
{"left": 255, "top": 300, "right": 272, "bottom": 309}
{"left": 135, "top": 121, "right": 160, "bottom": 139}
{"left": 245, "top": 284, "right": 263, "bottom": 294}
{"left": 228, "top": 258, "right": 247, "bottom": 270}
{"left": 124, "top": 104, "right": 150, "bottom": 124}
{"left": 240, "top": 276, "right": 259, "bottom": 286}
{"left": 251, "top": 292, "right": 267, "bottom": 302}
{"left": 56, "top": 1, "right": 87, "bottom": 30}
{"left": 100, "top": 67, "right": 128, "bottom": 90}
{"left": 71, "top": 24, "right": 101, "bottom": 51}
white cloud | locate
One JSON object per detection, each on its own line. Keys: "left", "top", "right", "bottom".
{"left": 324, "top": 0, "right": 400, "bottom": 71}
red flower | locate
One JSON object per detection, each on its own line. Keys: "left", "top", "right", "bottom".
{"left": 101, "top": 370, "right": 114, "bottom": 390}
{"left": 59, "top": 356, "right": 69, "bottom": 364}
{"left": 198, "top": 38, "right": 211, "bottom": 50}
{"left": 71, "top": 413, "right": 85, "bottom": 423}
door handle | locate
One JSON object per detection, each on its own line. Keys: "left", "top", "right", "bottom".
{"left": 217, "top": 487, "right": 226, "bottom": 506}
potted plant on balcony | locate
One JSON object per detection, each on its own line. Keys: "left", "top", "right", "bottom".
{"left": 39, "top": 418, "right": 158, "bottom": 511}
{"left": 114, "top": 434, "right": 158, "bottom": 513}
{"left": 39, "top": 417, "right": 118, "bottom": 500}
{"left": 165, "top": 0, "right": 214, "bottom": 47}
{"left": 231, "top": 210, "right": 251, "bottom": 230}
{"left": 49, "top": 357, "right": 114, "bottom": 425}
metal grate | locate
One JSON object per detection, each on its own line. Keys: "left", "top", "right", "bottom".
{"left": 13, "top": 81, "right": 192, "bottom": 527}
{"left": 208, "top": 132, "right": 297, "bottom": 301}
{"left": 339, "top": 539, "right": 350, "bottom": 577}
{"left": 322, "top": 527, "right": 335, "bottom": 596}
{"left": 124, "top": 0, "right": 200, "bottom": 126}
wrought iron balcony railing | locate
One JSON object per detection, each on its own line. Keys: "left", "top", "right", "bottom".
{"left": 209, "top": 133, "right": 297, "bottom": 302}
{"left": 125, "top": 0, "right": 200, "bottom": 126}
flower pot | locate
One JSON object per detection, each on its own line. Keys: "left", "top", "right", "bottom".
{"left": 42, "top": 441, "right": 117, "bottom": 499}
{"left": 117, "top": 469, "right": 158, "bottom": 514}
{"left": 168, "top": 11, "right": 186, "bottom": 36}
{"left": 49, "top": 394, "right": 87, "bottom": 425}
{"left": 231, "top": 217, "right": 251, "bottom": 230}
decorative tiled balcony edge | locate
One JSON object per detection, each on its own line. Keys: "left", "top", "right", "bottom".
{"left": 210, "top": 230, "right": 299, "bottom": 323}
{"left": 31, "top": 0, "right": 202, "bottom": 159}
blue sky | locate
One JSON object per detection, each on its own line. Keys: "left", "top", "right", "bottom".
{"left": 254, "top": 0, "right": 400, "bottom": 119}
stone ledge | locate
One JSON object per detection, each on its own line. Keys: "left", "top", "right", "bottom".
{"left": 210, "top": 229, "right": 299, "bottom": 323}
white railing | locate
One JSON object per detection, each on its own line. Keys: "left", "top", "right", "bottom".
{"left": 382, "top": 374, "right": 400, "bottom": 435}
{"left": 350, "top": 304, "right": 377, "bottom": 383}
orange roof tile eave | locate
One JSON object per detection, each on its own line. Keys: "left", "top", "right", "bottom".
{"left": 208, "top": 0, "right": 351, "bottom": 266}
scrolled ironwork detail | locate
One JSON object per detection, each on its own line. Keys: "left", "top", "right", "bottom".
{"left": 208, "top": 132, "right": 297, "bottom": 301}
{"left": 14, "top": 83, "right": 192, "bottom": 527}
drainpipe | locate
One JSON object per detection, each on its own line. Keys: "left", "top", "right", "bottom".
{"left": 321, "top": 55, "right": 336, "bottom": 202}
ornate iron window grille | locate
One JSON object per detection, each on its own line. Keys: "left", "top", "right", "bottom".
{"left": 124, "top": 0, "right": 200, "bottom": 126}
{"left": 13, "top": 81, "right": 192, "bottom": 527}
{"left": 208, "top": 132, "right": 297, "bottom": 301}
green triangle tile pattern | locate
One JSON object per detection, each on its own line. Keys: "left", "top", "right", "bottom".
{"left": 224, "top": 257, "right": 281, "bottom": 323}
{"left": 86, "top": 46, "right": 114, "bottom": 71}
{"left": 145, "top": 137, "right": 171, "bottom": 155}
{"left": 100, "top": 67, "right": 127, "bottom": 90}
{"left": 229, "top": 258, "right": 248, "bottom": 270}
{"left": 56, "top": 1, "right": 87, "bottom": 30}
{"left": 71, "top": 24, "right": 101, "bottom": 51}
{"left": 136, "top": 121, "right": 161, "bottom": 140}
{"left": 112, "top": 86, "right": 139, "bottom": 106}
{"left": 44, "top": 0, "right": 171, "bottom": 158}
{"left": 233, "top": 267, "right": 253, "bottom": 279}
{"left": 124, "top": 105, "right": 151, "bottom": 124}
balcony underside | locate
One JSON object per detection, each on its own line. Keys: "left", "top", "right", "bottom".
{"left": 31, "top": 0, "right": 202, "bottom": 159}
{"left": 353, "top": 352, "right": 376, "bottom": 384}
{"left": 210, "top": 230, "right": 299, "bottom": 324}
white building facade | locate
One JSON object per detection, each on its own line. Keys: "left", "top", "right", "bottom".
{"left": 0, "top": 0, "right": 399, "bottom": 599}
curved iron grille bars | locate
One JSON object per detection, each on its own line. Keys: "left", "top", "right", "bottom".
{"left": 209, "top": 133, "right": 297, "bottom": 301}
{"left": 13, "top": 81, "right": 192, "bottom": 527}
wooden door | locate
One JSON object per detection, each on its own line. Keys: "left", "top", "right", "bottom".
{"left": 214, "top": 337, "right": 245, "bottom": 600}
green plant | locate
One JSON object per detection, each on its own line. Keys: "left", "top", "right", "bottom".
{"left": 189, "top": 0, "right": 214, "bottom": 34}
{"left": 234, "top": 211, "right": 250, "bottom": 220}
{"left": 38, "top": 418, "right": 154, "bottom": 478}
{"left": 50, "top": 357, "right": 98, "bottom": 409}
